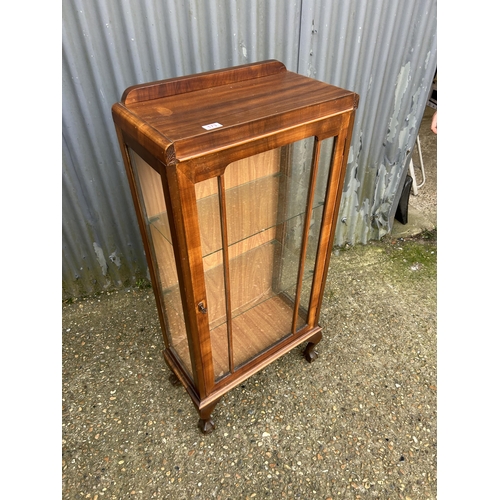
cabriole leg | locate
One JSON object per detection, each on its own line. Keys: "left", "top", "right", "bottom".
{"left": 303, "top": 330, "right": 323, "bottom": 363}
{"left": 197, "top": 399, "right": 221, "bottom": 434}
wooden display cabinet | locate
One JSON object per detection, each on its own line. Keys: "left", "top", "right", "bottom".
{"left": 112, "top": 60, "right": 358, "bottom": 433}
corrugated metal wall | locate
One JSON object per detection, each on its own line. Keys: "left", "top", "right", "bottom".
{"left": 297, "top": 1, "right": 437, "bottom": 245}
{"left": 62, "top": 0, "right": 437, "bottom": 299}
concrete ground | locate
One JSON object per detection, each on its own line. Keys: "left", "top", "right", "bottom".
{"left": 62, "top": 107, "right": 437, "bottom": 499}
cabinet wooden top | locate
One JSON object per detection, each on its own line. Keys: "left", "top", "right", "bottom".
{"left": 112, "top": 60, "right": 358, "bottom": 164}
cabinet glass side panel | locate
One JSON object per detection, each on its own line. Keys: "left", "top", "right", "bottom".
{"left": 128, "top": 149, "right": 193, "bottom": 379}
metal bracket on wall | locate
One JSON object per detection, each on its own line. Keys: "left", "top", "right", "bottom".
{"left": 408, "top": 135, "right": 426, "bottom": 196}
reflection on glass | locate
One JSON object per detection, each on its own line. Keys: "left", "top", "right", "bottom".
{"left": 221, "top": 140, "right": 317, "bottom": 370}
{"left": 296, "top": 136, "right": 336, "bottom": 331}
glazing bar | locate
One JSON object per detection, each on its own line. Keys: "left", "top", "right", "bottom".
{"left": 218, "top": 175, "right": 235, "bottom": 373}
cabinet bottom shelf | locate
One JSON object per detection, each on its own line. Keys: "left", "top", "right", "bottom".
{"left": 211, "top": 294, "right": 296, "bottom": 378}
{"left": 171, "top": 294, "right": 307, "bottom": 382}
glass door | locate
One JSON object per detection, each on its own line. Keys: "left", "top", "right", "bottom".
{"left": 196, "top": 136, "right": 337, "bottom": 381}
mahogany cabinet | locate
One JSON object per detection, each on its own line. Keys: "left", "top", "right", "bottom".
{"left": 112, "top": 60, "right": 358, "bottom": 433}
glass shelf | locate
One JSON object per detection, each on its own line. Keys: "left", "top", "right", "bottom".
{"left": 148, "top": 172, "right": 324, "bottom": 260}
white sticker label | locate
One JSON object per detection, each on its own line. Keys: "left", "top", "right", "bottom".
{"left": 202, "top": 122, "right": 223, "bottom": 130}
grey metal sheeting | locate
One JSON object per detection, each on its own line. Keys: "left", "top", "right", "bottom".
{"left": 62, "top": 0, "right": 437, "bottom": 299}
